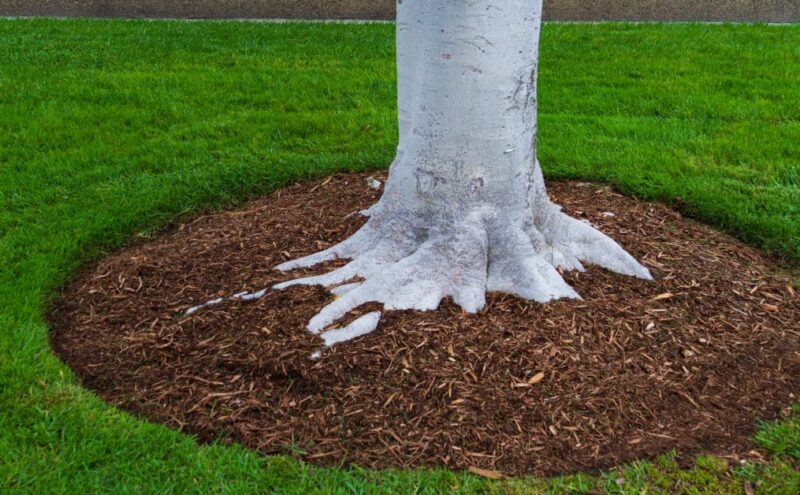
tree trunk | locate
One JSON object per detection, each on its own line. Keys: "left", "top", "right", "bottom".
{"left": 276, "top": 0, "right": 651, "bottom": 338}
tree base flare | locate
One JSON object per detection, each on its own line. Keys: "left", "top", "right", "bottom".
{"left": 275, "top": 178, "right": 652, "bottom": 342}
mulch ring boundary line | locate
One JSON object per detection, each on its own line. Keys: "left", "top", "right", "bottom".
{"left": 50, "top": 172, "right": 800, "bottom": 476}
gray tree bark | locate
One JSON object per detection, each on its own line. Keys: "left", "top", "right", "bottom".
{"left": 276, "top": 0, "right": 651, "bottom": 345}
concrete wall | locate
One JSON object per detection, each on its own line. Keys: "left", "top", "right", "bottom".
{"left": 1, "top": 0, "right": 798, "bottom": 23}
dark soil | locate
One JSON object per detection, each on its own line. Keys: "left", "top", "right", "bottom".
{"left": 49, "top": 173, "right": 800, "bottom": 476}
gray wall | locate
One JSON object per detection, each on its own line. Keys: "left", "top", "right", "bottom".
{"left": 1, "top": 0, "right": 798, "bottom": 22}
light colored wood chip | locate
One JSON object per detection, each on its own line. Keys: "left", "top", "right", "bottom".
{"left": 649, "top": 292, "right": 674, "bottom": 302}
{"left": 528, "top": 371, "right": 546, "bottom": 385}
{"left": 468, "top": 467, "right": 504, "bottom": 480}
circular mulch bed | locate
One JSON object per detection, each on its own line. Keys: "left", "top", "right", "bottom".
{"left": 49, "top": 172, "right": 800, "bottom": 476}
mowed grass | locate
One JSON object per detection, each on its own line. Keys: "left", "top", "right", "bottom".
{"left": 1, "top": 17, "right": 799, "bottom": 494}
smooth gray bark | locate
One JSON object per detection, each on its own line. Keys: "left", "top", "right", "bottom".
{"left": 276, "top": 0, "right": 651, "bottom": 343}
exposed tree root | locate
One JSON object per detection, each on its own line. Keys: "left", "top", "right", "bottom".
{"left": 274, "top": 182, "right": 652, "bottom": 347}
{"left": 184, "top": 289, "right": 268, "bottom": 316}
{"left": 183, "top": 172, "right": 651, "bottom": 356}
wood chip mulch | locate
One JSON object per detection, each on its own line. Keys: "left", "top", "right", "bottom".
{"left": 49, "top": 172, "right": 800, "bottom": 476}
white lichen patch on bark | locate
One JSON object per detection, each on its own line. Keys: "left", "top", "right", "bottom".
{"left": 275, "top": 0, "right": 651, "bottom": 344}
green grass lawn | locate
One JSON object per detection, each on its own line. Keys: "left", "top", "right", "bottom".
{"left": 1, "top": 17, "right": 799, "bottom": 494}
